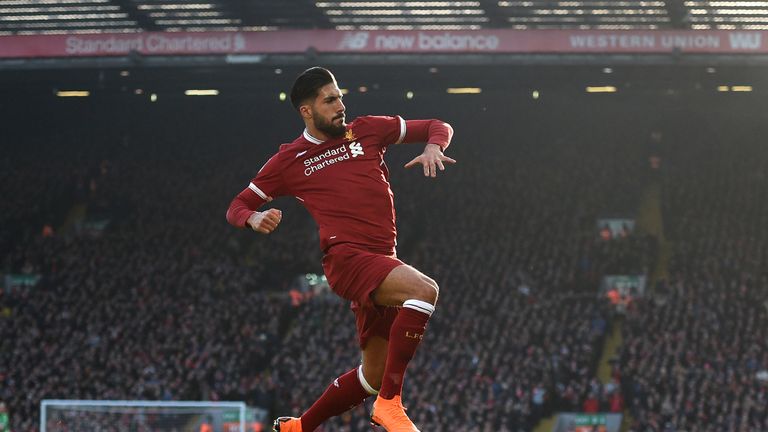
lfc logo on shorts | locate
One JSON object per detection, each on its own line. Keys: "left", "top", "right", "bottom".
{"left": 345, "top": 129, "right": 357, "bottom": 142}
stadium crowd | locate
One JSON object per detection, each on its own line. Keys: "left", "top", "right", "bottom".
{"left": 1, "top": 157, "right": 301, "bottom": 431}
{"left": 620, "top": 128, "right": 768, "bottom": 432}
{"left": 0, "top": 95, "right": 698, "bottom": 432}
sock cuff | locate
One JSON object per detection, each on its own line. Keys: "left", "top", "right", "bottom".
{"left": 403, "top": 299, "right": 435, "bottom": 316}
{"left": 357, "top": 366, "right": 379, "bottom": 395}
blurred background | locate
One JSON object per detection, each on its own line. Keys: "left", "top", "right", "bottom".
{"left": 1, "top": 1, "right": 768, "bottom": 432}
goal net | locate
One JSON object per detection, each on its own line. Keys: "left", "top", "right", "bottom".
{"left": 40, "top": 400, "right": 247, "bottom": 432}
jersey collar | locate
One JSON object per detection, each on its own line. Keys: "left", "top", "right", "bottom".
{"left": 303, "top": 129, "right": 324, "bottom": 145}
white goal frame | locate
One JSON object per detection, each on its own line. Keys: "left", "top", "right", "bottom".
{"left": 40, "top": 399, "right": 247, "bottom": 432}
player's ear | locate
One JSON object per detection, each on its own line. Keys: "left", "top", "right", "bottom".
{"left": 299, "top": 104, "right": 312, "bottom": 120}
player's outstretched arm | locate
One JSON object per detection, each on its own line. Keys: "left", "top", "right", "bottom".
{"left": 404, "top": 144, "right": 456, "bottom": 178}
{"left": 397, "top": 119, "right": 455, "bottom": 177}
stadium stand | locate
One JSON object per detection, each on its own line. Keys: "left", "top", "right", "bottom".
{"left": 8, "top": 89, "right": 763, "bottom": 432}
{"left": 620, "top": 121, "right": 768, "bottom": 432}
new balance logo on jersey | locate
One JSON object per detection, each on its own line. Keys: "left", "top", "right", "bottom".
{"left": 349, "top": 142, "right": 364, "bottom": 158}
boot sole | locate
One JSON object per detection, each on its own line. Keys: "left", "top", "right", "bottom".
{"left": 370, "top": 417, "right": 384, "bottom": 430}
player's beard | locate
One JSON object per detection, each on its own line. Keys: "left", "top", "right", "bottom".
{"left": 314, "top": 111, "right": 346, "bottom": 138}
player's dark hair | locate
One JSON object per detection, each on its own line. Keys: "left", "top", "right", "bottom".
{"left": 290, "top": 67, "right": 336, "bottom": 110}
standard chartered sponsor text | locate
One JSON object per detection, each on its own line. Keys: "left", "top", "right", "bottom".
{"left": 65, "top": 34, "right": 234, "bottom": 55}
{"left": 66, "top": 36, "right": 142, "bottom": 54}
{"left": 304, "top": 144, "right": 350, "bottom": 176}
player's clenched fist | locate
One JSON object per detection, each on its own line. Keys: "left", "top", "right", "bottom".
{"left": 247, "top": 208, "right": 282, "bottom": 234}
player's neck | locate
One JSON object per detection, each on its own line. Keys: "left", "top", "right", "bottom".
{"left": 305, "top": 124, "right": 330, "bottom": 143}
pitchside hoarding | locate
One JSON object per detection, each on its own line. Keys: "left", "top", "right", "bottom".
{"left": 0, "top": 30, "right": 764, "bottom": 59}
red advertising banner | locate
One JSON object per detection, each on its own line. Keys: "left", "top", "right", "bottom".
{"left": 0, "top": 30, "right": 764, "bottom": 58}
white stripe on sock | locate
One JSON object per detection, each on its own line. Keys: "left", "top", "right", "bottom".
{"left": 403, "top": 299, "right": 435, "bottom": 316}
{"left": 357, "top": 366, "right": 379, "bottom": 395}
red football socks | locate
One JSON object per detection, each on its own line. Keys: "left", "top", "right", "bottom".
{"left": 301, "top": 367, "right": 374, "bottom": 431}
{"left": 379, "top": 299, "right": 434, "bottom": 400}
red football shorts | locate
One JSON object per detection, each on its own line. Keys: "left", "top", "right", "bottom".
{"left": 322, "top": 243, "right": 404, "bottom": 349}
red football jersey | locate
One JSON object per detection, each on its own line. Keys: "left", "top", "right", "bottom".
{"left": 227, "top": 115, "right": 452, "bottom": 253}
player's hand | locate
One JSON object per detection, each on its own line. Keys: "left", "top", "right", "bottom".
{"left": 404, "top": 143, "right": 456, "bottom": 177}
{"left": 247, "top": 208, "right": 282, "bottom": 234}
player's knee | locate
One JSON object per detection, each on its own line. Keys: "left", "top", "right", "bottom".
{"left": 414, "top": 276, "right": 439, "bottom": 305}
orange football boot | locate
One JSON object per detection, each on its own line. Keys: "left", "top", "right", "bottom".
{"left": 370, "top": 395, "right": 420, "bottom": 431}
{"left": 272, "top": 416, "right": 302, "bottom": 432}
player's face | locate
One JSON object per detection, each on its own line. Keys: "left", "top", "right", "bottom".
{"left": 311, "top": 82, "right": 346, "bottom": 138}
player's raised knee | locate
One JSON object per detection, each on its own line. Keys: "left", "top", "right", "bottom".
{"left": 415, "top": 275, "right": 439, "bottom": 305}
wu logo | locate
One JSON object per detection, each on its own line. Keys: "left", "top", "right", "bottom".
{"left": 349, "top": 142, "right": 364, "bottom": 158}
{"left": 729, "top": 32, "right": 762, "bottom": 49}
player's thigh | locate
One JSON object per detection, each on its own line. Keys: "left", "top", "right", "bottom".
{"left": 372, "top": 264, "right": 438, "bottom": 307}
{"left": 361, "top": 335, "right": 388, "bottom": 389}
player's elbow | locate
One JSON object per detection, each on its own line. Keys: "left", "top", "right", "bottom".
{"left": 442, "top": 121, "right": 454, "bottom": 140}
{"left": 225, "top": 206, "right": 238, "bottom": 227}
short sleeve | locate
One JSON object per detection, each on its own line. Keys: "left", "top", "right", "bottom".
{"left": 250, "top": 154, "right": 287, "bottom": 200}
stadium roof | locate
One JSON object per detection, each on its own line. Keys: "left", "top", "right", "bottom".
{"left": 3, "top": 0, "right": 768, "bottom": 35}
